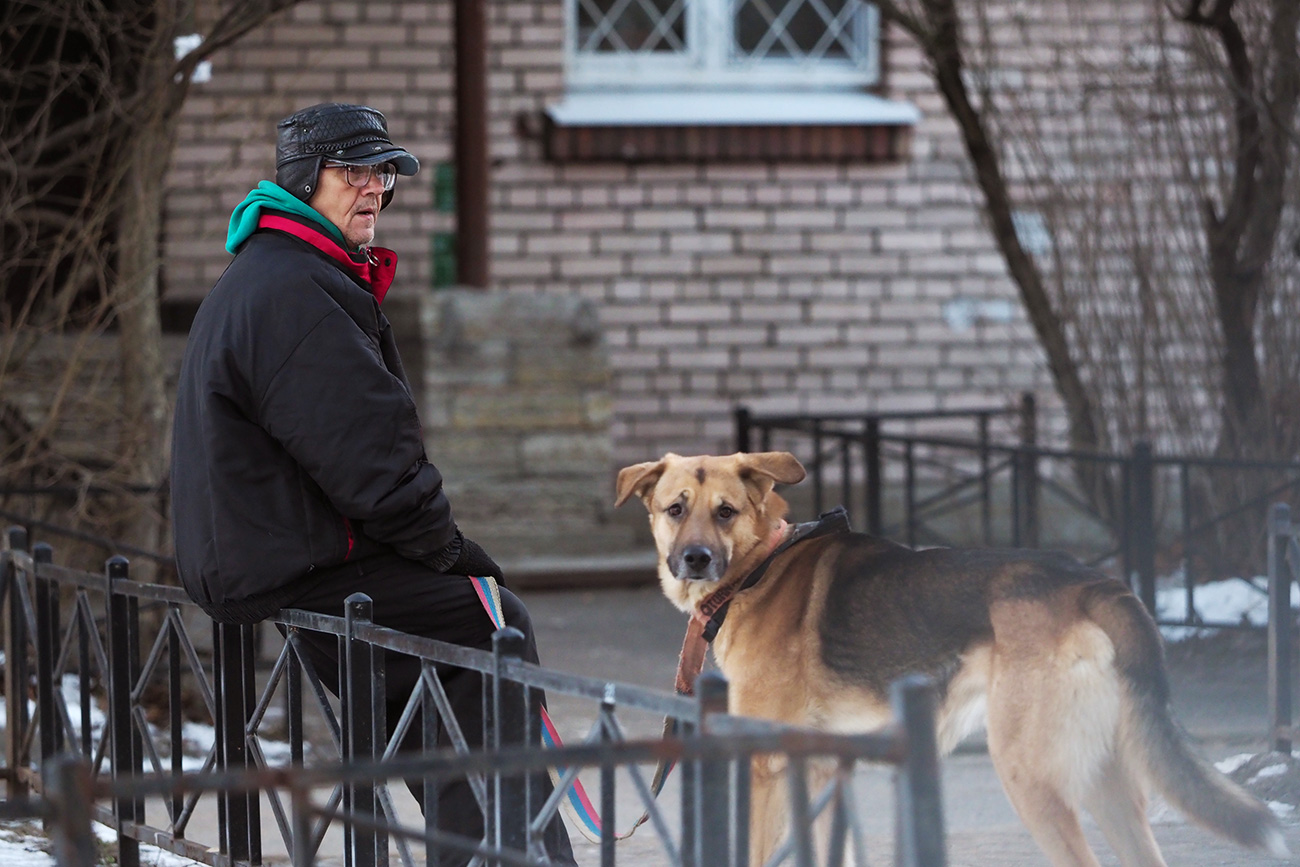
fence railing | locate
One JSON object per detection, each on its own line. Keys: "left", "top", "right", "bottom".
{"left": 1, "top": 528, "right": 948, "bottom": 867}
{"left": 1267, "top": 502, "right": 1300, "bottom": 754}
{"left": 735, "top": 398, "right": 1300, "bottom": 628}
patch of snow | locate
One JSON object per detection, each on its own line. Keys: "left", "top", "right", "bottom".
{"left": 1156, "top": 577, "right": 1295, "bottom": 641}
{"left": 1269, "top": 801, "right": 1297, "bottom": 818}
{"left": 1253, "top": 763, "right": 1289, "bottom": 780}
{"left": 0, "top": 824, "right": 57, "bottom": 867}
{"left": 92, "top": 821, "right": 203, "bottom": 866}
{"left": 1215, "top": 753, "right": 1256, "bottom": 774}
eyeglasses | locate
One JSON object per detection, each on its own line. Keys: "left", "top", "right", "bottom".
{"left": 323, "top": 160, "right": 397, "bottom": 191}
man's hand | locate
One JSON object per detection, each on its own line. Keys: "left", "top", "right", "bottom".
{"left": 446, "top": 533, "right": 505, "bottom": 583}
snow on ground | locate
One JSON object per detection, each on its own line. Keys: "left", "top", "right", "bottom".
{"left": 1156, "top": 574, "right": 1297, "bottom": 641}
{"left": 0, "top": 819, "right": 205, "bottom": 867}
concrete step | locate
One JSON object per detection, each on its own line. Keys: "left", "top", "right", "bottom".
{"left": 500, "top": 550, "right": 658, "bottom": 590}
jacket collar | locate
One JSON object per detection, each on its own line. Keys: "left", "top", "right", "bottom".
{"left": 256, "top": 213, "right": 398, "bottom": 303}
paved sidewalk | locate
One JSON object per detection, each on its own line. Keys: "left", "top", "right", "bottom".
{"left": 518, "top": 585, "right": 1300, "bottom": 866}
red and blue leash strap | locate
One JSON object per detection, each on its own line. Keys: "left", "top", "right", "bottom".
{"left": 469, "top": 574, "right": 672, "bottom": 841}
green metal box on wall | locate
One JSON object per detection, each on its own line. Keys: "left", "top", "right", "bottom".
{"left": 433, "top": 162, "right": 455, "bottom": 213}
{"left": 431, "top": 162, "right": 456, "bottom": 288}
{"left": 432, "top": 232, "right": 457, "bottom": 289}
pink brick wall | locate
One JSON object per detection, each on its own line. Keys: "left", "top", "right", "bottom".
{"left": 167, "top": 0, "right": 1057, "bottom": 467}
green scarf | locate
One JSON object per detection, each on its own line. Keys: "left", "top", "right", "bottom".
{"left": 225, "top": 181, "right": 349, "bottom": 254}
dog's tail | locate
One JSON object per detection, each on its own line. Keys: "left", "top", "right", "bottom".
{"left": 1084, "top": 581, "right": 1288, "bottom": 857}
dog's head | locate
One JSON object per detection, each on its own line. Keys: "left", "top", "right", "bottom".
{"left": 615, "top": 452, "right": 806, "bottom": 612}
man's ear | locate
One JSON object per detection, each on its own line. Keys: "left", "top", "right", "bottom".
{"left": 736, "top": 451, "right": 806, "bottom": 503}
{"left": 614, "top": 458, "right": 668, "bottom": 508}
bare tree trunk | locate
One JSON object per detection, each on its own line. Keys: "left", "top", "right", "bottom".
{"left": 1178, "top": 0, "right": 1300, "bottom": 457}
{"left": 876, "top": 0, "right": 1113, "bottom": 515}
{"left": 115, "top": 123, "right": 172, "bottom": 579}
{"left": 2, "top": 0, "right": 310, "bottom": 571}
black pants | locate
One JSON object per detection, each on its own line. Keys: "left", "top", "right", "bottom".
{"left": 286, "top": 552, "right": 576, "bottom": 866}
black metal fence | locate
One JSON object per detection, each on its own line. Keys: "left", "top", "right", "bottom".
{"left": 1267, "top": 502, "right": 1300, "bottom": 754}
{"left": 1, "top": 528, "right": 948, "bottom": 867}
{"left": 735, "top": 397, "right": 1300, "bottom": 628}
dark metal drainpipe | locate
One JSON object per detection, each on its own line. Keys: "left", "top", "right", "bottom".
{"left": 454, "top": 0, "right": 489, "bottom": 289}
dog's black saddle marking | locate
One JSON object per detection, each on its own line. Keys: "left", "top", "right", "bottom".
{"left": 702, "top": 506, "right": 852, "bottom": 643}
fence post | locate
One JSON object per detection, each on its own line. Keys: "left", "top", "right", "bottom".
{"left": 1129, "top": 441, "right": 1157, "bottom": 616}
{"left": 978, "top": 414, "right": 992, "bottom": 546}
{"left": 345, "top": 594, "right": 380, "bottom": 867}
{"left": 905, "top": 441, "right": 917, "bottom": 547}
{"left": 893, "top": 675, "right": 946, "bottom": 867}
{"left": 696, "top": 671, "right": 733, "bottom": 867}
{"left": 34, "top": 542, "right": 63, "bottom": 781}
{"left": 1017, "top": 392, "right": 1039, "bottom": 549}
{"left": 679, "top": 710, "right": 698, "bottom": 867}
{"left": 241, "top": 622, "right": 264, "bottom": 866}
{"left": 105, "top": 555, "right": 141, "bottom": 867}
{"left": 492, "top": 627, "right": 528, "bottom": 863}
{"left": 735, "top": 406, "right": 753, "bottom": 454}
{"left": 45, "top": 754, "right": 98, "bottom": 867}
{"left": 1268, "top": 503, "right": 1293, "bottom": 754}
{"left": 4, "top": 526, "right": 31, "bottom": 798}
{"left": 864, "top": 418, "right": 883, "bottom": 537}
{"left": 215, "top": 620, "right": 258, "bottom": 866}
{"left": 811, "top": 418, "right": 825, "bottom": 516}
{"left": 599, "top": 688, "right": 616, "bottom": 867}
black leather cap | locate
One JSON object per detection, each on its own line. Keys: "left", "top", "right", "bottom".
{"left": 274, "top": 103, "right": 419, "bottom": 203}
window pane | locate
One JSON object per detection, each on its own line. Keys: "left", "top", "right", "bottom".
{"left": 575, "top": 0, "right": 688, "bottom": 54}
{"left": 734, "top": 0, "right": 862, "bottom": 61}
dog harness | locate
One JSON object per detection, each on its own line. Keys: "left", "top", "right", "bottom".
{"left": 702, "top": 505, "right": 852, "bottom": 643}
{"left": 672, "top": 506, "right": 853, "bottom": 697}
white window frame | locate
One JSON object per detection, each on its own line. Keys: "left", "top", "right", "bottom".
{"left": 565, "top": 0, "right": 882, "bottom": 92}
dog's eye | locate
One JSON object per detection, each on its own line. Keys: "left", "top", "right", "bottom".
{"left": 666, "top": 503, "right": 684, "bottom": 518}
{"left": 717, "top": 505, "right": 736, "bottom": 520}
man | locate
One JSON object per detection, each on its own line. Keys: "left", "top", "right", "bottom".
{"left": 170, "top": 102, "right": 576, "bottom": 865}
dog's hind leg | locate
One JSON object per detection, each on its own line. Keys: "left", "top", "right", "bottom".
{"left": 993, "top": 771, "right": 1104, "bottom": 867}
{"left": 986, "top": 712, "right": 1105, "bottom": 867}
{"left": 1083, "top": 756, "right": 1168, "bottom": 867}
{"left": 986, "top": 644, "right": 1112, "bottom": 865}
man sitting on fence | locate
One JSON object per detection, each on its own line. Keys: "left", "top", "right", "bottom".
{"left": 169, "top": 102, "right": 576, "bottom": 866}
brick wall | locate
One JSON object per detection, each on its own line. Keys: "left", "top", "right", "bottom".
{"left": 168, "top": 0, "right": 1060, "bottom": 482}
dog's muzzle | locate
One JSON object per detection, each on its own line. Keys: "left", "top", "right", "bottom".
{"left": 671, "top": 544, "right": 723, "bottom": 582}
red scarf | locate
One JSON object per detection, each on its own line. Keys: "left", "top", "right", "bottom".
{"left": 257, "top": 214, "right": 397, "bottom": 303}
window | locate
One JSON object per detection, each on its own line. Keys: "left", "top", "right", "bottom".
{"left": 549, "top": 0, "right": 917, "bottom": 162}
{"left": 567, "top": 0, "right": 880, "bottom": 90}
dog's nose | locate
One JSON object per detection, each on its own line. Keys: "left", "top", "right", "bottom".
{"left": 682, "top": 545, "right": 712, "bottom": 573}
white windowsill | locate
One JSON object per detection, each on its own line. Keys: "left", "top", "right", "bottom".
{"left": 546, "top": 90, "right": 921, "bottom": 127}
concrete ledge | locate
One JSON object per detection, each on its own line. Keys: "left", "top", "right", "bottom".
{"left": 502, "top": 551, "right": 659, "bottom": 590}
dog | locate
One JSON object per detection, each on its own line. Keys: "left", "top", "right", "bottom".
{"left": 615, "top": 451, "right": 1287, "bottom": 867}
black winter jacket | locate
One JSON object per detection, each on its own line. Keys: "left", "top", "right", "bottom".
{"left": 171, "top": 212, "right": 459, "bottom": 623}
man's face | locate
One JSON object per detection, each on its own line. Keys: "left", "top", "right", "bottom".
{"left": 307, "top": 162, "right": 390, "bottom": 249}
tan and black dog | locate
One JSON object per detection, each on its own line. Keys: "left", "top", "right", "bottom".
{"left": 615, "top": 450, "right": 1287, "bottom": 867}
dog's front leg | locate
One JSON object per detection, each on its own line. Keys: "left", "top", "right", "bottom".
{"left": 747, "top": 756, "right": 847, "bottom": 866}
{"left": 749, "top": 754, "right": 789, "bottom": 866}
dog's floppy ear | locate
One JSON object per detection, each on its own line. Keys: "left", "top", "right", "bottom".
{"left": 736, "top": 451, "right": 806, "bottom": 502}
{"left": 615, "top": 458, "right": 668, "bottom": 508}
